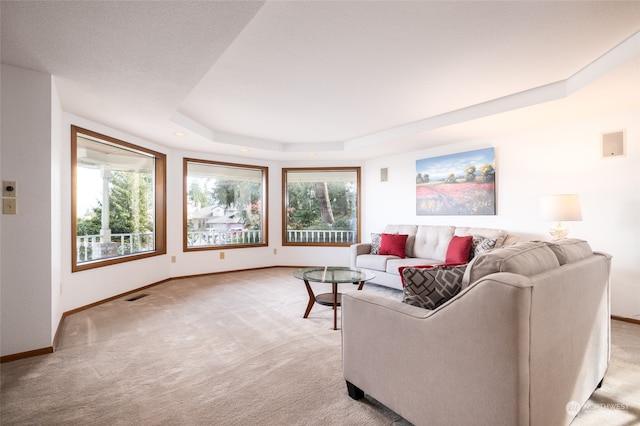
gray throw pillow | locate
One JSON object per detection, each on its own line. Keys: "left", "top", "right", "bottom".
{"left": 402, "top": 265, "right": 467, "bottom": 310}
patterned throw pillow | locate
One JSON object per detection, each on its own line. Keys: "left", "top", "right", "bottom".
{"left": 470, "top": 236, "right": 497, "bottom": 260}
{"left": 370, "top": 233, "right": 382, "bottom": 255}
{"left": 402, "top": 265, "right": 467, "bottom": 310}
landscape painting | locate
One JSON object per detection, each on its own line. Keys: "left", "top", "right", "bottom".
{"left": 416, "top": 147, "right": 496, "bottom": 215}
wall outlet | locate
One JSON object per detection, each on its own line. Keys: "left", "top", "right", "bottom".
{"left": 219, "top": 252, "right": 225, "bottom": 260}
{"left": 170, "top": 256, "right": 176, "bottom": 263}
{"left": 3, "top": 181, "right": 16, "bottom": 197}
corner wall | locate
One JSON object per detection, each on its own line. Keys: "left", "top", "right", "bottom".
{"left": 1, "top": 65, "right": 53, "bottom": 355}
{"left": 51, "top": 76, "right": 63, "bottom": 340}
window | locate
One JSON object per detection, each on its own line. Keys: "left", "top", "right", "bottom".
{"left": 184, "top": 159, "right": 268, "bottom": 250}
{"left": 283, "top": 167, "right": 360, "bottom": 246}
{"left": 72, "top": 126, "right": 166, "bottom": 272}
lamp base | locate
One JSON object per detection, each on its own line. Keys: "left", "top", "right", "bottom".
{"left": 549, "top": 222, "right": 569, "bottom": 240}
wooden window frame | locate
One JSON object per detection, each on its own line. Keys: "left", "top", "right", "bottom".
{"left": 282, "top": 167, "right": 361, "bottom": 247}
{"left": 71, "top": 125, "right": 166, "bottom": 272}
{"left": 183, "top": 158, "right": 268, "bottom": 252}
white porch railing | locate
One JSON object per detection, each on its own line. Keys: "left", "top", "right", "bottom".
{"left": 286, "top": 229, "right": 357, "bottom": 244}
{"left": 78, "top": 229, "right": 358, "bottom": 262}
{"left": 187, "top": 229, "right": 356, "bottom": 246}
{"left": 77, "top": 232, "right": 155, "bottom": 263}
{"left": 187, "top": 230, "right": 263, "bottom": 247}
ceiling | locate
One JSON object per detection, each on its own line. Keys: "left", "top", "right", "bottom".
{"left": 2, "top": 1, "right": 640, "bottom": 161}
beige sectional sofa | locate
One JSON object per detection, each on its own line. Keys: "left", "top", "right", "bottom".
{"left": 342, "top": 239, "right": 611, "bottom": 426}
{"left": 350, "top": 224, "right": 519, "bottom": 289}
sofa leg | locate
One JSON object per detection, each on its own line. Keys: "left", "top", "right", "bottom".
{"left": 346, "top": 381, "right": 364, "bottom": 400}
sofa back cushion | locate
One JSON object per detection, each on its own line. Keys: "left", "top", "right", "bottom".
{"left": 384, "top": 225, "right": 418, "bottom": 257}
{"left": 412, "top": 225, "right": 455, "bottom": 261}
{"left": 454, "top": 226, "right": 509, "bottom": 248}
{"left": 544, "top": 239, "right": 593, "bottom": 265}
{"left": 462, "top": 241, "right": 560, "bottom": 289}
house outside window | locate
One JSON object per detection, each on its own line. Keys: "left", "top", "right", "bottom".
{"left": 72, "top": 126, "right": 166, "bottom": 272}
{"left": 283, "top": 167, "right": 360, "bottom": 246}
{"left": 184, "top": 159, "right": 268, "bottom": 250}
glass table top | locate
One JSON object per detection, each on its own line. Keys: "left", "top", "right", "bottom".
{"left": 293, "top": 267, "right": 375, "bottom": 283}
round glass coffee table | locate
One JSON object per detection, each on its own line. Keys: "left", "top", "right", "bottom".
{"left": 293, "top": 267, "right": 375, "bottom": 330}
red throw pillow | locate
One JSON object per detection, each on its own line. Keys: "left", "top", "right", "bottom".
{"left": 445, "top": 235, "right": 473, "bottom": 264}
{"left": 379, "top": 233, "right": 409, "bottom": 258}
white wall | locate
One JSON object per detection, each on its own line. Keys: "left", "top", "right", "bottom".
{"left": 362, "top": 109, "right": 640, "bottom": 317}
{"left": 59, "top": 117, "right": 358, "bottom": 312}
{"left": 1, "top": 65, "right": 53, "bottom": 355}
{"left": 164, "top": 150, "right": 279, "bottom": 277}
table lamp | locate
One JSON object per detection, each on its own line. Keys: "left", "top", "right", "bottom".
{"left": 539, "top": 194, "right": 582, "bottom": 240}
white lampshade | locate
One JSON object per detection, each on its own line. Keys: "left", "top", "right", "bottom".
{"left": 539, "top": 194, "right": 582, "bottom": 239}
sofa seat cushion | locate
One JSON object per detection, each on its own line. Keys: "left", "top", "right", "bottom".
{"left": 402, "top": 264, "right": 468, "bottom": 309}
{"left": 386, "top": 257, "right": 442, "bottom": 275}
{"left": 462, "top": 241, "right": 560, "bottom": 289}
{"left": 356, "top": 254, "right": 396, "bottom": 272}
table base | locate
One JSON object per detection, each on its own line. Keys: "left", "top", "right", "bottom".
{"left": 303, "top": 280, "right": 365, "bottom": 330}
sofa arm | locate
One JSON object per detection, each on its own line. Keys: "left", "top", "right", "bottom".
{"left": 342, "top": 276, "right": 533, "bottom": 426}
{"left": 349, "top": 243, "right": 371, "bottom": 268}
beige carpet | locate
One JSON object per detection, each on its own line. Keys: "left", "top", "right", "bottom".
{"left": 1, "top": 267, "right": 638, "bottom": 425}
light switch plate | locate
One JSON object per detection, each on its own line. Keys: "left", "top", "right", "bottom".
{"left": 3, "top": 198, "right": 17, "bottom": 215}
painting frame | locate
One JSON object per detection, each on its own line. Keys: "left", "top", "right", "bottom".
{"left": 416, "top": 147, "right": 496, "bottom": 215}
